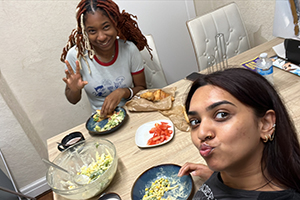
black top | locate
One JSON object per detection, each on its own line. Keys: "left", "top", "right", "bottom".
{"left": 193, "top": 172, "right": 300, "bottom": 200}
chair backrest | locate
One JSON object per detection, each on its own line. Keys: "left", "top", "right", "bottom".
{"left": 186, "top": 3, "right": 250, "bottom": 71}
{"left": 140, "top": 34, "right": 168, "bottom": 89}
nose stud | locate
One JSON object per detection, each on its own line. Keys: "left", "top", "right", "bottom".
{"left": 206, "top": 133, "right": 213, "bottom": 140}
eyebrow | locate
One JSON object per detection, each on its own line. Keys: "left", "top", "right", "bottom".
{"left": 85, "top": 25, "right": 94, "bottom": 30}
{"left": 102, "top": 21, "right": 110, "bottom": 26}
{"left": 187, "top": 100, "right": 236, "bottom": 116}
{"left": 206, "top": 100, "right": 236, "bottom": 111}
{"left": 86, "top": 21, "right": 110, "bottom": 30}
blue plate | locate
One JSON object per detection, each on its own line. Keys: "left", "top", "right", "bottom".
{"left": 131, "top": 164, "right": 194, "bottom": 200}
{"left": 86, "top": 107, "right": 127, "bottom": 135}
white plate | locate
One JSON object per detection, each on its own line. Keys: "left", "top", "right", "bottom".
{"left": 135, "top": 120, "right": 174, "bottom": 148}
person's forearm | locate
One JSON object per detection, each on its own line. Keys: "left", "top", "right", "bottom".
{"left": 132, "top": 85, "right": 146, "bottom": 96}
{"left": 65, "top": 86, "right": 82, "bottom": 104}
{"left": 118, "top": 85, "right": 145, "bottom": 100}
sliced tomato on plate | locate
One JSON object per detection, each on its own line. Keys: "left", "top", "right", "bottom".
{"left": 147, "top": 122, "right": 173, "bottom": 146}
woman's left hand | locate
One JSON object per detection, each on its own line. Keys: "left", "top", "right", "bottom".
{"left": 101, "top": 88, "right": 127, "bottom": 117}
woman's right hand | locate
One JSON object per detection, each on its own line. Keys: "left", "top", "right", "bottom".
{"left": 63, "top": 60, "right": 88, "bottom": 104}
{"left": 62, "top": 60, "right": 88, "bottom": 92}
{"left": 178, "top": 162, "right": 213, "bottom": 181}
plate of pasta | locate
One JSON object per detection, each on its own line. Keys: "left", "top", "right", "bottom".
{"left": 131, "top": 164, "right": 194, "bottom": 200}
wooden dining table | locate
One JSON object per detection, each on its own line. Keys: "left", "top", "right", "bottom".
{"left": 47, "top": 37, "right": 300, "bottom": 200}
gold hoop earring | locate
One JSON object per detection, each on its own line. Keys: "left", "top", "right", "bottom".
{"left": 263, "top": 135, "right": 269, "bottom": 143}
{"left": 269, "top": 133, "right": 275, "bottom": 141}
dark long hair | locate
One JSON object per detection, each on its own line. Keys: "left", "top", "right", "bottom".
{"left": 185, "top": 68, "right": 300, "bottom": 192}
{"left": 60, "top": 0, "right": 151, "bottom": 62}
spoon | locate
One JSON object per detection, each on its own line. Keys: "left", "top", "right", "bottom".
{"left": 42, "top": 158, "right": 90, "bottom": 185}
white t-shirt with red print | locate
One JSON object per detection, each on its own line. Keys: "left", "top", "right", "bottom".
{"left": 65, "top": 39, "right": 144, "bottom": 112}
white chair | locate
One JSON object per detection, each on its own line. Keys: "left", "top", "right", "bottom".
{"left": 140, "top": 34, "right": 168, "bottom": 89}
{"left": 186, "top": 3, "right": 250, "bottom": 71}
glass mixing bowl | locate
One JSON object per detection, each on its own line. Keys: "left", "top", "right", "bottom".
{"left": 46, "top": 139, "right": 117, "bottom": 200}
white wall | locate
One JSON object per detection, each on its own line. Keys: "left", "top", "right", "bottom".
{"left": 0, "top": 1, "right": 91, "bottom": 195}
{"left": 0, "top": 85, "right": 46, "bottom": 190}
{"left": 0, "top": 0, "right": 196, "bottom": 196}
{"left": 115, "top": 0, "right": 198, "bottom": 83}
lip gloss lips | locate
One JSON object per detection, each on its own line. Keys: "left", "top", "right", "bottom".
{"left": 200, "top": 143, "right": 215, "bottom": 157}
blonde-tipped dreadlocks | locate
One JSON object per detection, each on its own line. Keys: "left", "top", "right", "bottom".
{"left": 60, "top": 0, "right": 152, "bottom": 68}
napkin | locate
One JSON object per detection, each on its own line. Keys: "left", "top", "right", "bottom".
{"left": 125, "top": 87, "right": 176, "bottom": 112}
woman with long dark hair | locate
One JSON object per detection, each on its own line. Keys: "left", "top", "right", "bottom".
{"left": 178, "top": 68, "right": 300, "bottom": 199}
{"left": 61, "top": 0, "right": 151, "bottom": 116}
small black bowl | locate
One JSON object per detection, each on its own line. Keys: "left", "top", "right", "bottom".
{"left": 57, "top": 131, "right": 85, "bottom": 151}
{"left": 98, "top": 192, "right": 121, "bottom": 200}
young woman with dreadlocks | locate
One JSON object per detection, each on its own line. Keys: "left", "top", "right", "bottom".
{"left": 61, "top": 0, "right": 151, "bottom": 116}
